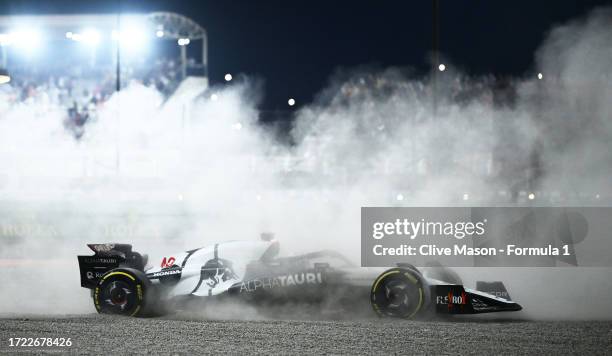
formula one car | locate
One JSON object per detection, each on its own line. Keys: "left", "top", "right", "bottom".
{"left": 77, "top": 238, "right": 522, "bottom": 318}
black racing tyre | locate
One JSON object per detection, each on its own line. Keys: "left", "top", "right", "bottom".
{"left": 93, "top": 268, "right": 152, "bottom": 317}
{"left": 370, "top": 267, "right": 430, "bottom": 319}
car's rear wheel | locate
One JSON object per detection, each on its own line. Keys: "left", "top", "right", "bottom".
{"left": 94, "top": 268, "right": 152, "bottom": 317}
{"left": 370, "top": 267, "right": 429, "bottom": 319}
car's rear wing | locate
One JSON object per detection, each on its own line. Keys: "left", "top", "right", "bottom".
{"left": 77, "top": 243, "right": 146, "bottom": 289}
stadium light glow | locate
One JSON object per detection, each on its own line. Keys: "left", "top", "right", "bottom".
{"left": 2, "top": 29, "right": 42, "bottom": 49}
{"left": 224, "top": 73, "right": 233, "bottom": 82}
{"left": 232, "top": 122, "right": 243, "bottom": 130}
{"left": 0, "top": 68, "right": 10, "bottom": 84}
{"left": 528, "top": 193, "right": 535, "bottom": 200}
{"left": 396, "top": 194, "right": 404, "bottom": 201}
{"left": 177, "top": 38, "right": 190, "bottom": 46}
{"left": 210, "top": 93, "right": 218, "bottom": 101}
{"left": 112, "top": 26, "right": 149, "bottom": 52}
{"left": 288, "top": 98, "right": 296, "bottom": 106}
{"left": 537, "top": 72, "right": 543, "bottom": 80}
{"left": 68, "top": 29, "right": 101, "bottom": 45}
{"left": 438, "top": 63, "right": 446, "bottom": 72}
{"left": 156, "top": 30, "right": 164, "bottom": 38}
{"left": 0, "top": 33, "right": 10, "bottom": 46}
{"left": 463, "top": 193, "right": 469, "bottom": 200}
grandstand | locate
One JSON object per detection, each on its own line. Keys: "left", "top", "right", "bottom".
{"left": 0, "top": 12, "right": 213, "bottom": 194}
{"left": 0, "top": 13, "right": 208, "bottom": 116}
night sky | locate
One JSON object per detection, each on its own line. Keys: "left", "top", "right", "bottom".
{"left": 1, "top": 0, "right": 610, "bottom": 109}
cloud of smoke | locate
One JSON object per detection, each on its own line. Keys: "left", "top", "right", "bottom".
{"left": 531, "top": 8, "right": 612, "bottom": 194}
{"left": 0, "top": 8, "right": 610, "bottom": 319}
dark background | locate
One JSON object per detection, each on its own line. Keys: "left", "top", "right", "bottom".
{"left": 0, "top": 0, "right": 610, "bottom": 109}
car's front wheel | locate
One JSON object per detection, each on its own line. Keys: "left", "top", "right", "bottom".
{"left": 370, "top": 267, "right": 430, "bottom": 319}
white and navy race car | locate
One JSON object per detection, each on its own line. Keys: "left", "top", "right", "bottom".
{"left": 77, "top": 237, "right": 522, "bottom": 318}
